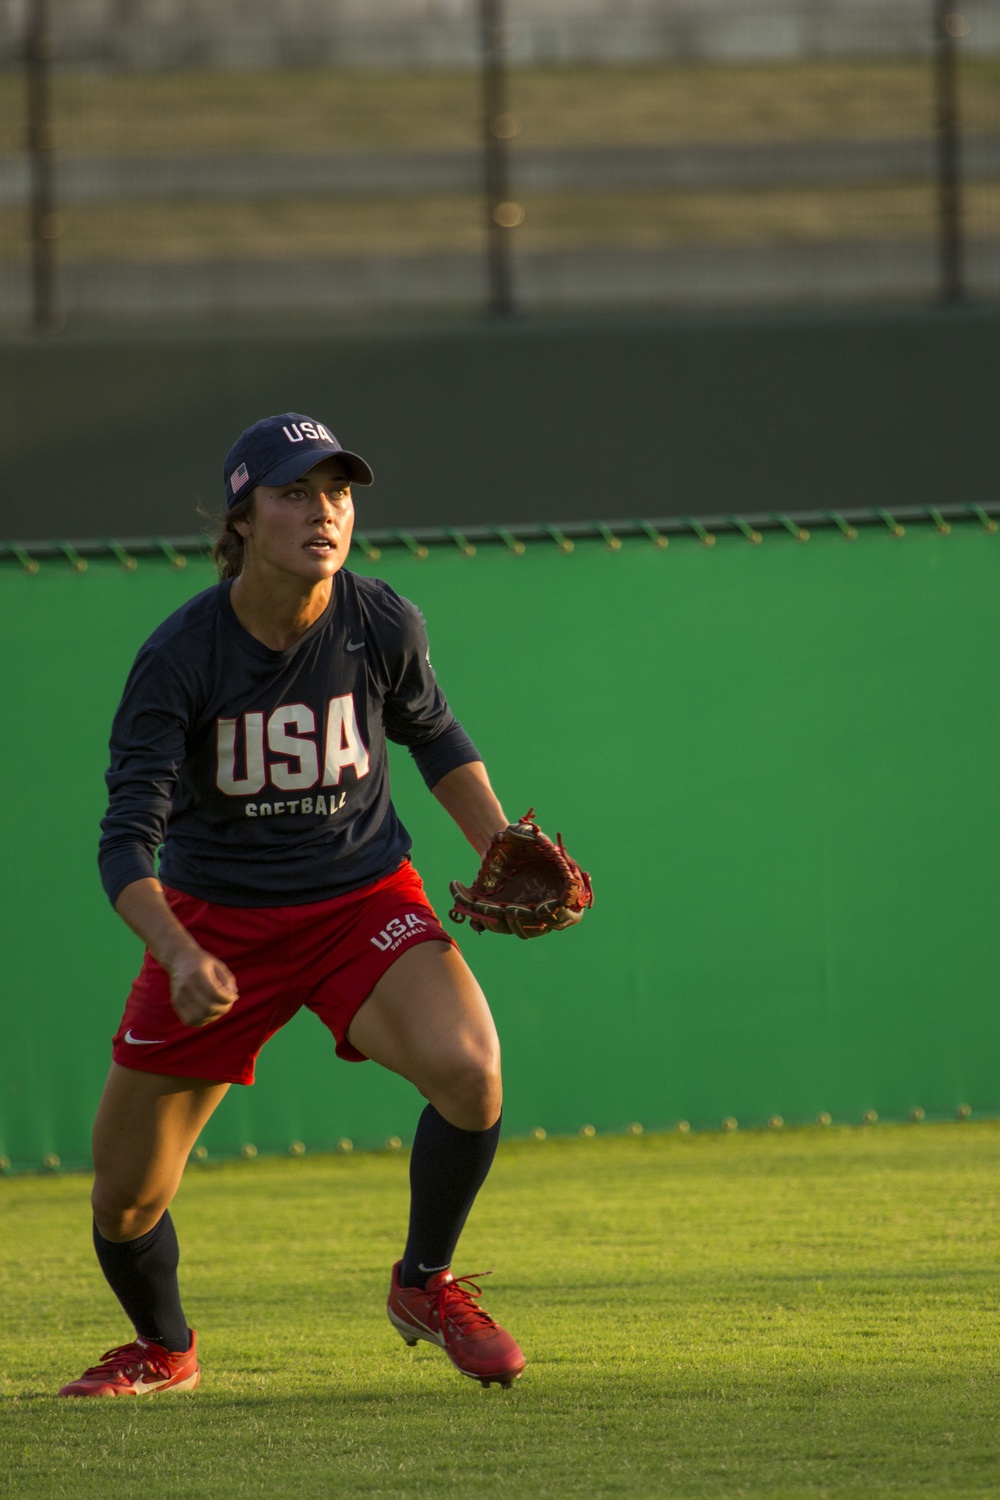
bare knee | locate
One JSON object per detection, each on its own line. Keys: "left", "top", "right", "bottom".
{"left": 427, "top": 1046, "right": 502, "bottom": 1132}
{"left": 91, "top": 1178, "right": 174, "bottom": 1243}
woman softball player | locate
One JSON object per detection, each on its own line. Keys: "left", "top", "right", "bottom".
{"left": 59, "top": 413, "right": 525, "bottom": 1396}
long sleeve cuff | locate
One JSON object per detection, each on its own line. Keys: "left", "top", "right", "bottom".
{"left": 411, "top": 722, "right": 481, "bottom": 791}
{"left": 99, "top": 841, "right": 158, "bottom": 907}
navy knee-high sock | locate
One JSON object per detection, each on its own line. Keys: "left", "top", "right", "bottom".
{"left": 399, "top": 1105, "right": 501, "bottom": 1289}
{"left": 93, "top": 1211, "right": 190, "bottom": 1352}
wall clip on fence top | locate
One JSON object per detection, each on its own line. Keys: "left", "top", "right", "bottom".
{"left": 7, "top": 544, "right": 40, "bottom": 574}
{"left": 633, "top": 520, "right": 668, "bottom": 550}
{"left": 494, "top": 526, "right": 525, "bottom": 555}
{"left": 393, "top": 530, "right": 429, "bottom": 559}
{"left": 57, "top": 541, "right": 87, "bottom": 572}
{"left": 445, "top": 528, "right": 475, "bottom": 557}
{"left": 971, "top": 506, "right": 998, "bottom": 535}
{"left": 154, "top": 539, "right": 186, "bottom": 568}
{"left": 544, "top": 524, "right": 573, "bottom": 553}
{"left": 925, "top": 508, "right": 951, "bottom": 535}
{"left": 354, "top": 534, "right": 381, "bottom": 561}
{"left": 773, "top": 514, "right": 809, "bottom": 542}
{"left": 107, "top": 540, "right": 138, "bottom": 570}
{"left": 728, "top": 515, "right": 762, "bottom": 545}
{"left": 594, "top": 523, "right": 621, "bottom": 552}
{"left": 877, "top": 509, "right": 905, "bottom": 539}
{"left": 683, "top": 518, "right": 715, "bottom": 547}
{"left": 826, "top": 512, "right": 858, "bottom": 540}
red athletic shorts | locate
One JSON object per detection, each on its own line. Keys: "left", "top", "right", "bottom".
{"left": 111, "top": 860, "right": 456, "bottom": 1084}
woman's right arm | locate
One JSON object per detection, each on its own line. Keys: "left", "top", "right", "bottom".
{"left": 115, "top": 877, "right": 238, "bottom": 1027}
{"left": 102, "top": 646, "right": 236, "bottom": 1027}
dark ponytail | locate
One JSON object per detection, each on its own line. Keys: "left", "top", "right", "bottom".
{"left": 206, "top": 494, "right": 253, "bottom": 580}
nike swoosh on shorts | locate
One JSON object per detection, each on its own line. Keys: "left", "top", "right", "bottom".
{"left": 124, "top": 1029, "right": 165, "bottom": 1045}
{"left": 346, "top": 639, "right": 364, "bottom": 651}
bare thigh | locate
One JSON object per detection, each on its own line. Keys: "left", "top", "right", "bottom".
{"left": 91, "top": 1062, "right": 229, "bottom": 1242}
{"left": 346, "top": 941, "right": 502, "bottom": 1131}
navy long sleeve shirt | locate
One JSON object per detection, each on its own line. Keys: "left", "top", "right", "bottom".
{"left": 99, "top": 571, "right": 480, "bottom": 907}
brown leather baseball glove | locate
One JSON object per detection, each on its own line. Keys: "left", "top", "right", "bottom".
{"left": 449, "top": 809, "right": 594, "bottom": 939}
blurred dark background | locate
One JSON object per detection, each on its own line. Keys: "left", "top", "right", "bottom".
{"left": 1, "top": 0, "right": 997, "bottom": 539}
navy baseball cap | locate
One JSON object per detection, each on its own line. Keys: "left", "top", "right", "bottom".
{"left": 224, "top": 413, "right": 374, "bottom": 509}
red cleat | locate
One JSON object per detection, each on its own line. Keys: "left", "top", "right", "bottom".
{"left": 58, "top": 1331, "right": 200, "bottom": 1397}
{"left": 387, "top": 1262, "right": 525, "bottom": 1387}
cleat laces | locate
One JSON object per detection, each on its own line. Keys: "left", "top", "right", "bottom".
{"left": 81, "top": 1341, "right": 174, "bottom": 1384}
{"left": 436, "top": 1273, "right": 499, "bottom": 1339}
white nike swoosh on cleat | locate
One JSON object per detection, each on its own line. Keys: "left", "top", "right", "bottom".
{"left": 124, "top": 1030, "right": 166, "bottom": 1045}
{"left": 389, "top": 1305, "right": 442, "bottom": 1342}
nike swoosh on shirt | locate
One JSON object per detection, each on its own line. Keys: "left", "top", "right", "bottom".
{"left": 124, "top": 1029, "right": 165, "bottom": 1045}
{"left": 345, "top": 639, "right": 364, "bottom": 652}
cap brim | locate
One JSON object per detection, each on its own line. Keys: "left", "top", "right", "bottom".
{"left": 258, "top": 445, "right": 374, "bottom": 489}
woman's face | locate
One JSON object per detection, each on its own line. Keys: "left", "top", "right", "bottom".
{"left": 235, "top": 456, "right": 355, "bottom": 586}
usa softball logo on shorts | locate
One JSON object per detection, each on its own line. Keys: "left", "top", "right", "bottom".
{"left": 230, "top": 463, "right": 250, "bottom": 493}
{"left": 370, "top": 913, "right": 428, "bottom": 953}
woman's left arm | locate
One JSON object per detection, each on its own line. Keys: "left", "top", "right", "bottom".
{"left": 431, "top": 761, "right": 508, "bottom": 856}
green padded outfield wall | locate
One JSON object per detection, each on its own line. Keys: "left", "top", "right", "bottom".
{"left": 2, "top": 524, "right": 999, "bottom": 1171}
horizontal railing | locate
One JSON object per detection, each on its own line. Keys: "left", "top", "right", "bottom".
{"left": 2, "top": 503, "right": 997, "bottom": 571}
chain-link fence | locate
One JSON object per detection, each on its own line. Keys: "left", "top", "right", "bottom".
{"left": 1, "top": 0, "right": 998, "bottom": 329}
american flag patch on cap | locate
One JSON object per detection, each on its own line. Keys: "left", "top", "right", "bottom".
{"left": 230, "top": 463, "right": 250, "bottom": 493}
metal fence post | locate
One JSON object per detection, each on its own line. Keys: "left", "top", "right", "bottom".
{"left": 26, "top": 0, "right": 59, "bottom": 330}
{"left": 933, "top": 0, "right": 964, "bottom": 303}
{"left": 479, "top": 0, "right": 515, "bottom": 318}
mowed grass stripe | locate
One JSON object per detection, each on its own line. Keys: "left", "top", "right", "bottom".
{"left": 2, "top": 1124, "right": 999, "bottom": 1498}
{"left": 0, "top": 62, "right": 998, "bottom": 155}
{"left": 6, "top": 184, "right": 1000, "bottom": 266}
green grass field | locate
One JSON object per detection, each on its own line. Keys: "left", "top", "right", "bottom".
{"left": 3, "top": 1123, "right": 999, "bottom": 1499}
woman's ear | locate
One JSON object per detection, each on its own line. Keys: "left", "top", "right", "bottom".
{"left": 231, "top": 495, "right": 256, "bottom": 540}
